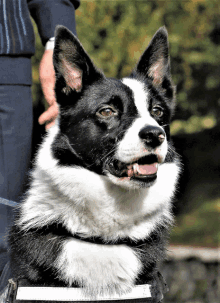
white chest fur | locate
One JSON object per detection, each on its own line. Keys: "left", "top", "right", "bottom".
{"left": 55, "top": 237, "right": 141, "bottom": 295}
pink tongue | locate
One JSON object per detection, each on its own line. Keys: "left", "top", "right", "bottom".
{"left": 127, "top": 163, "right": 158, "bottom": 178}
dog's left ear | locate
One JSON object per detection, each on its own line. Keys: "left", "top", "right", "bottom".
{"left": 133, "top": 27, "right": 173, "bottom": 90}
{"left": 53, "top": 26, "right": 104, "bottom": 94}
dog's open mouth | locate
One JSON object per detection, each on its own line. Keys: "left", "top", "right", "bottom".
{"left": 106, "top": 154, "right": 159, "bottom": 182}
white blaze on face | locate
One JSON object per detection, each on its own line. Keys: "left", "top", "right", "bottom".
{"left": 115, "top": 78, "right": 168, "bottom": 164}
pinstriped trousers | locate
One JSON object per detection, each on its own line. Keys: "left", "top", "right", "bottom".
{"left": 0, "top": 85, "right": 33, "bottom": 279}
{"left": 0, "top": 85, "right": 32, "bottom": 202}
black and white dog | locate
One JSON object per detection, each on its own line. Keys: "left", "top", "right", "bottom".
{"left": 9, "top": 26, "right": 180, "bottom": 301}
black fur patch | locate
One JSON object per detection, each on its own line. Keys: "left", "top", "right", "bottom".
{"left": 52, "top": 79, "right": 139, "bottom": 174}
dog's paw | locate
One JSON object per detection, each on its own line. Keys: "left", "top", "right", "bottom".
{"left": 55, "top": 239, "right": 141, "bottom": 296}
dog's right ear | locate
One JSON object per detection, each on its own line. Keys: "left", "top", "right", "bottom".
{"left": 53, "top": 26, "right": 104, "bottom": 94}
{"left": 132, "top": 27, "right": 173, "bottom": 90}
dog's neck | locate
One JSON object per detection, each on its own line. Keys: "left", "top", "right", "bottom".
{"left": 58, "top": 228, "right": 153, "bottom": 248}
{"left": 18, "top": 124, "right": 177, "bottom": 241}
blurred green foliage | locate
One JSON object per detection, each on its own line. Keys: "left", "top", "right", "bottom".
{"left": 74, "top": 0, "right": 220, "bottom": 134}
{"left": 32, "top": 0, "right": 220, "bottom": 135}
{"left": 171, "top": 197, "right": 220, "bottom": 247}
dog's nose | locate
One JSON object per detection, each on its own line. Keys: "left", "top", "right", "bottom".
{"left": 139, "top": 126, "right": 165, "bottom": 148}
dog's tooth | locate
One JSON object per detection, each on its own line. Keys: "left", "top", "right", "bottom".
{"left": 133, "top": 163, "right": 139, "bottom": 175}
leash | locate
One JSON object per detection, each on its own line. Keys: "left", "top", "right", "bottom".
{"left": 5, "top": 279, "right": 162, "bottom": 303}
{"left": 0, "top": 198, "right": 18, "bottom": 207}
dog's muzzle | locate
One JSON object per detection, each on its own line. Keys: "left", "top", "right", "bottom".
{"left": 105, "top": 154, "right": 159, "bottom": 183}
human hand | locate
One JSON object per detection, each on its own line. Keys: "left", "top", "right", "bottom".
{"left": 38, "top": 49, "right": 59, "bottom": 130}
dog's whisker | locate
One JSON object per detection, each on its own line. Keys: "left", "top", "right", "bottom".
{"left": 100, "top": 148, "right": 117, "bottom": 162}
{"left": 168, "top": 145, "right": 181, "bottom": 157}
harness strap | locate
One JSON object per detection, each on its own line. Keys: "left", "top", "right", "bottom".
{"left": 6, "top": 280, "right": 155, "bottom": 303}
{"left": 15, "top": 284, "right": 152, "bottom": 302}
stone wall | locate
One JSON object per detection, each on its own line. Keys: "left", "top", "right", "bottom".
{"left": 160, "top": 246, "right": 220, "bottom": 303}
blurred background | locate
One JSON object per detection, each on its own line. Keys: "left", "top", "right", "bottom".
{"left": 31, "top": 1, "right": 220, "bottom": 302}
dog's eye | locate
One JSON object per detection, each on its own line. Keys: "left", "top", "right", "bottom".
{"left": 97, "top": 106, "right": 118, "bottom": 118}
{"left": 151, "top": 106, "right": 163, "bottom": 118}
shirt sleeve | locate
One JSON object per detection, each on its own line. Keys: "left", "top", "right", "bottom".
{"left": 27, "top": 0, "right": 80, "bottom": 46}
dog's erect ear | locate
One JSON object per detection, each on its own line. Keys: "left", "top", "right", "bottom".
{"left": 133, "top": 27, "right": 172, "bottom": 87}
{"left": 53, "top": 26, "right": 104, "bottom": 93}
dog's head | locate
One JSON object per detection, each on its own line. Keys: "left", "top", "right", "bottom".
{"left": 52, "top": 26, "right": 176, "bottom": 189}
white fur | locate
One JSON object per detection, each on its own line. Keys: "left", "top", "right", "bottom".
{"left": 122, "top": 78, "right": 152, "bottom": 118}
{"left": 55, "top": 238, "right": 141, "bottom": 295}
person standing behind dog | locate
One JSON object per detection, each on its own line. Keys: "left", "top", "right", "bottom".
{"left": 0, "top": 0, "right": 80, "bottom": 291}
